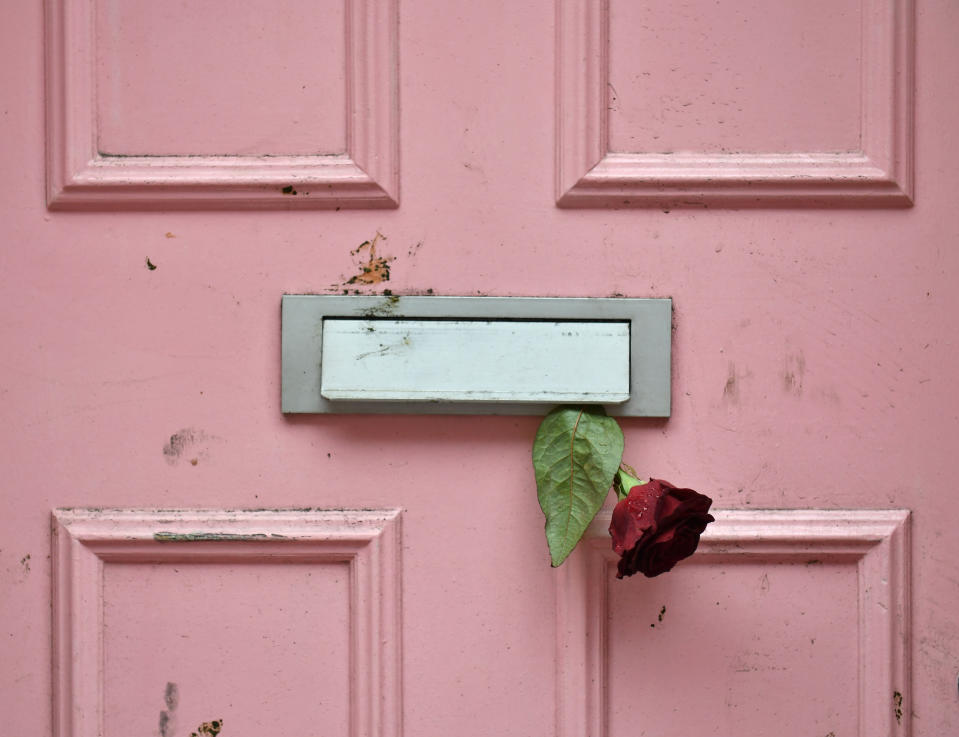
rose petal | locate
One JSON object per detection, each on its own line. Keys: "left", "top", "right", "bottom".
{"left": 639, "top": 540, "right": 677, "bottom": 577}
{"left": 653, "top": 484, "right": 713, "bottom": 528}
{"left": 611, "top": 480, "right": 716, "bottom": 578}
{"left": 609, "top": 481, "right": 664, "bottom": 554}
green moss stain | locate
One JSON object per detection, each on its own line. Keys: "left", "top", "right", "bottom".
{"left": 153, "top": 532, "right": 287, "bottom": 542}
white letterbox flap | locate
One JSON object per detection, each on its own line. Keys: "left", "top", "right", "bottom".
{"left": 320, "top": 319, "right": 630, "bottom": 403}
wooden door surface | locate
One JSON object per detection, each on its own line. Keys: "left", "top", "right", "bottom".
{"left": 1, "top": 1, "right": 957, "bottom": 736}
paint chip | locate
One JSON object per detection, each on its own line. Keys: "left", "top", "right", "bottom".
{"left": 346, "top": 232, "right": 393, "bottom": 285}
{"left": 191, "top": 719, "right": 224, "bottom": 737}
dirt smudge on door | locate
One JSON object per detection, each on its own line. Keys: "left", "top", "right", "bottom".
{"left": 162, "top": 428, "right": 218, "bottom": 466}
{"left": 159, "top": 682, "right": 178, "bottom": 737}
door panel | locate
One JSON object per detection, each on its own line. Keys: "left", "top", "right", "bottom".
{"left": 52, "top": 509, "right": 401, "bottom": 737}
{"left": 2, "top": 0, "right": 958, "bottom": 736}
{"left": 46, "top": 0, "right": 397, "bottom": 208}
{"left": 559, "top": 511, "right": 909, "bottom": 737}
{"left": 557, "top": 0, "right": 913, "bottom": 206}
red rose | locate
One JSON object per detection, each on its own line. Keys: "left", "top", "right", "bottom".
{"left": 609, "top": 479, "right": 715, "bottom": 578}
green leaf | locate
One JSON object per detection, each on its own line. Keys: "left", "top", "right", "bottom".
{"left": 533, "top": 406, "right": 624, "bottom": 567}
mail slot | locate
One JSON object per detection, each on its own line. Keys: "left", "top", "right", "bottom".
{"left": 281, "top": 295, "right": 671, "bottom": 416}
{"left": 320, "top": 319, "right": 630, "bottom": 403}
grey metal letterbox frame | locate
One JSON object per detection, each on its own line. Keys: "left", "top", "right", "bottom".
{"left": 281, "top": 295, "right": 671, "bottom": 416}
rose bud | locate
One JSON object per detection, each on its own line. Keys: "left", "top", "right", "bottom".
{"left": 609, "top": 478, "right": 715, "bottom": 578}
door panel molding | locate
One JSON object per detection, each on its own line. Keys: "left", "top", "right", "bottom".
{"left": 52, "top": 508, "right": 402, "bottom": 737}
{"left": 557, "top": 509, "right": 910, "bottom": 737}
{"left": 556, "top": 0, "right": 914, "bottom": 207}
{"left": 45, "top": 0, "right": 399, "bottom": 210}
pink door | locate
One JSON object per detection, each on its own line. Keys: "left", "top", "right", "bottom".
{"left": 2, "top": 1, "right": 956, "bottom": 736}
